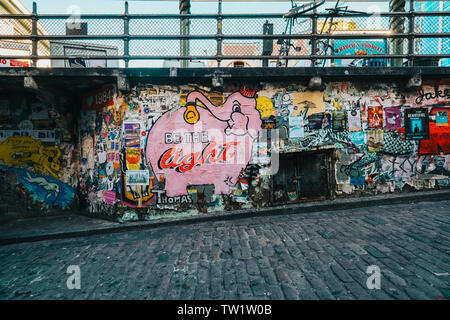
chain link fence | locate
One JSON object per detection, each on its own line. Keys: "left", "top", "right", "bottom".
{"left": 0, "top": 1, "right": 448, "bottom": 68}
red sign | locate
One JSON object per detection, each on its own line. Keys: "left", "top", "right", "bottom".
{"left": 82, "top": 84, "right": 116, "bottom": 111}
{"left": 158, "top": 141, "right": 239, "bottom": 173}
{"left": 0, "top": 59, "right": 30, "bottom": 68}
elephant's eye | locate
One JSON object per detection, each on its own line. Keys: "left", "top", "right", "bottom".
{"left": 233, "top": 105, "right": 241, "bottom": 113}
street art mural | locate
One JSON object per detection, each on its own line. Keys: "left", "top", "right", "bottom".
{"left": 0, "top": 136, "right": 61, "bottom": 179}
{"left": 72, "top": 80, "right": 449, "bottom": 220}
{"left": 0, "top": 165, "right": 74, "bottom": 208}
{"left": 0, "top": 94, "right": 76, "bottom": 213}
{"left": 146, "top": 87, "right": 262, "bottom": 196}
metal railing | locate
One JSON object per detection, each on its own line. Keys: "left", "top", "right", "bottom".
{"left": 0, "top": 1, "right": 449, "bottom": 68}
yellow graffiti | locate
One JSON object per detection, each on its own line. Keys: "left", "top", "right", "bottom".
{"left": 184, "top": 103, "right": 200, "bottom": 124}
{"left": 126, "top": 147, "right": 140, "bottom": 170}
{"left": 0, "top": 136, "right": 61, "bottom": 178}
{"left": 180, "top": 90, "right": 224, "bottom": 109}
{"left": 256, "top": 96, "right": 274, "bottom": 119}
{"left": 122, "top": 173, "right": 154, "bottom": 208}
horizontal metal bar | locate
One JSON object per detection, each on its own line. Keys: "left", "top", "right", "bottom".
{"left": 0, "top": 33, "right": 447, "bottom": 41}
{"left": 1, "top": 11, "right": 448, "bottom": 19}
{"left": 2, "top": 54, "right": 448, "bottom": 60}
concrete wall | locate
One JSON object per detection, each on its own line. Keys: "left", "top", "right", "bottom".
{"left": 0, "top": 71, "right": 449, "bottom": 222}
{"left": 76, "top": 78, "right": 450, "bottom": 222}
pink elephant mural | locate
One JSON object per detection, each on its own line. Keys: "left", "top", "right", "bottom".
{"left": 146, "top": 87, "right": 262, "bottom": 196}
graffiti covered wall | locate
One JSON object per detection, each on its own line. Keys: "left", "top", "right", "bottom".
{"left": 75, "top": 79, "right": 450, "bottom": 220}
{"left": 0, "top": 91, "right": 77, "bottom": 214}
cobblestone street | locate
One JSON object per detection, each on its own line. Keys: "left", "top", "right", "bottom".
{"left": 1, "top": 200, "right": 449, "bottom": 300}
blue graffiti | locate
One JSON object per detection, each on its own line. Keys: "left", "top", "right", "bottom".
{"left": 0, "top": 165, "right": 75, "bottom": 208}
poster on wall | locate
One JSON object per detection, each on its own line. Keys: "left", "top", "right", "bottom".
{"left": 436, "top": 110, "right": 448, "bottom": 126}
{"left": 419, "top": 107, "right": 450, "bottom": 155}
{"left": 347, "top": 108, "right": 362, "bottom": 132}
{"left": 126, "top": 170, "right": 150, "bottom": 186}
{"left": 367, "top": 130, "right": 384, "bottom": 152}
{"left": 289, "top": 116, "right": 304, "bottom": 139}
{"left": 404, "top": 108, "right": 429, "bottom": 140}
{"left": 126, "top": 147, "right": 141, "bottom": 170}
{"left": 368, "top": 106, "right": 383, "bottom": 128}
{"left": 384, "top": 106, "right": 402, "bottom": 130}
{"left": 332, "top": 111, "right": 346, "bottom": 131}
{"left": 251, "top": 142, "right": 270, "bottom": 165}
{"left": 307, "top": 113, "right": 324, "bottom": 130}
{"left": 349, "top": 131, "right": 366, "bottom": 150}
{"left": 123, "top": 122, "right": 141, "bottom": 148}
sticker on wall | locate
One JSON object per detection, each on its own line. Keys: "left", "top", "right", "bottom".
{"left": 404, "top": 108, "right": 429, "bottom": 140}
{"left": 126, "top": 170, "right": 150, "bottom": 186}
{"left": 103, "top": 190, "right": 117, "bottom": 205}
{"left": 436, "top": 110, "right": 448, "bottom": 126}
{"left": 123, "top": 122, "right": 141, "bottom": 148}
{"left": 368, "top": 106, "right": 383, "bottom": 128}
{"left": 348, "top": 108, "right": 362, "bottom": 132}
{"left": 251, "top": 141, "right": 270, "bottom": 165}
{"left": 367, "top": 130, "right": 384, "bottom": 152}
{"left": 349, "top": 131, "right": 366, "bottom": 151}
{"left": 292, "top": 91, "right": 325, "bottom": 117}
{"left": 332, "top": 111, "right": 346, "bottom": 131}
{"left": 289, "top": 116, "right": 304, "bottom": 139}
{"left": 384, "top": 106, "right": 402, "bottom": 130}
{"left": 126, "top": 147, "right": 140, "bottom": 170}
{"left": 105, "top": 162, "right": 115, "bottom": 176}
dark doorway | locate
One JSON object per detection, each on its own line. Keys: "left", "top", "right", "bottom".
{"left": 272, "top": 150, "right": 332, "bottom": 204}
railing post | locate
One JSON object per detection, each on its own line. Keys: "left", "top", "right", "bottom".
{"left": 124, "top": 1, "right": 130, "bottom": 68}
{"left": 408, "top": 0, "right": 415, "bottom": 66}
{"left": 390, "top": 0, "right": 406, "bottom": 67}
{"left": 311, "top": 9, "right": 318, "bottom": 67}
{"left": 216, "top": 0, "right": 223, "bottom": 68}
{"left": 31, "top": 1, "right": 38, "bottom": 67}
{"left": 180, "top": 0, "right": 191, "bottom": 68}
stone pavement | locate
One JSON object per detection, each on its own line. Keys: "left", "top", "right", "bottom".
{"left": 0, "top": 200, "right": 449, "bottom": 300}
{"left": 1, "top": 189, "right": 450, "bottom": 245}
